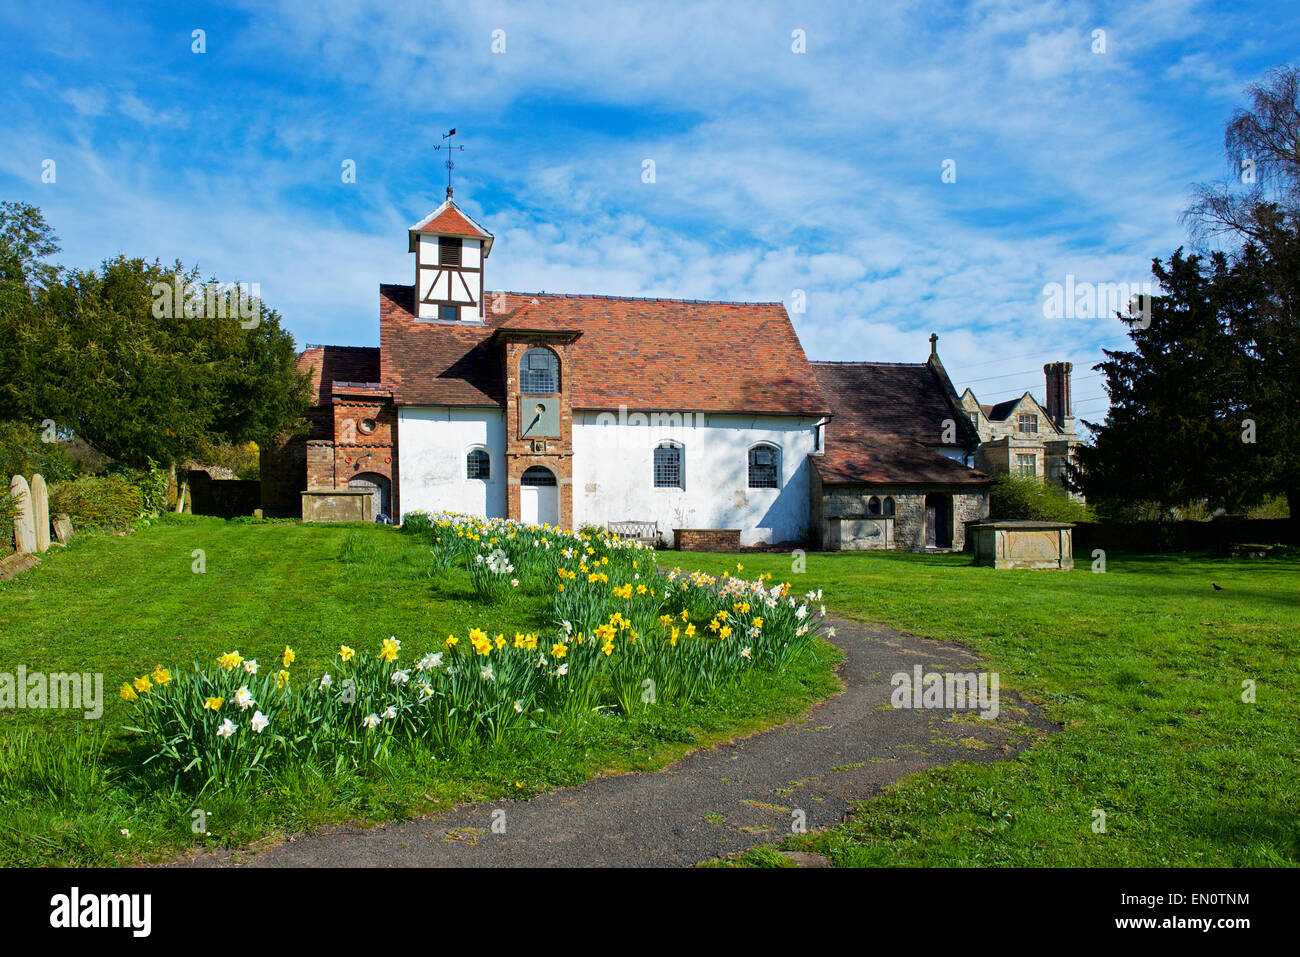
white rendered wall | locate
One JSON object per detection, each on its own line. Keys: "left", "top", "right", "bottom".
{"left": 571, "top": 411, "right": 820, "bottom": 546}
{"left": 397, "top": 407, "right": 506, "bottom": 520}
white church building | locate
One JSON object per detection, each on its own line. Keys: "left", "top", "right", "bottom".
{"left": 261, "top": 191, "right": 992, "bottom": 549}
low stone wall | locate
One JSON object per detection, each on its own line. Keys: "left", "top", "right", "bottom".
{"left": 302, "top": 489, "right": 373, "bottom": 523}
{"left": 674, "top": 528, "right": 741, "bottom": 552}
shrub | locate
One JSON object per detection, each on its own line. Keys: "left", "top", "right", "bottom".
{"left": 50, "top": 474, "right": 145, "bottom": 528}
{"left": 989, "top": 474, "right": 1094, "bottom": 523}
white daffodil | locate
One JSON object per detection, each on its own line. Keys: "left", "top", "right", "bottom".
{"left": 250, "top": 710, "right": 269, "bottom": 733}
{"left": 217, "top": 718, "right": 237, "bottom": 739}
{"left": 363, "top": 713, "right": 380, "bottom": 729}
{"left": 391, "top": 669, "right": 411, "bottom": 685}
{"left": 382, "top": 705, "right": 397, "bottom": 720}
{"left": 741, "top": 647, "right": 752, "bottom": 659}
{"left": 795, "top": 605, "right": 808, "bottom": 620}
{"left": 827, "top": 627, "right": 837, "bottom": 638}
{"left": 418, "top": 682, "right": 433, "bottom": 698}
{"left": 513, "top": 700, "right": 524, "bottom": 713}
{"left": 480, "top": 664, "right": 495, "bottom": 682}
{"left": 556, "top": 663, "right": 568, "bottom": 677}
{"left": 417, "top": 652, "right": 443, "bottom": 671}
{"left": 243, "top": 659, "right": 259, "bottom": 675}
{"left": 233, "top": 686, "right": 255, "bottom": 711}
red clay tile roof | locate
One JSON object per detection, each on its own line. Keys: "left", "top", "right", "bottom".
{"left": 298, "top": 345, "right": 381, "bottom": 405}
{"left": 411, "top": 202, "right": 492, "bottom": 239}
{"left": 811, "top": 361, "right": 988, "bottom": 486}
{"left": 295, "top": 345, "right": 381, "bottom": 439}
{"left": 379, "top": 287, "right": 831, "bottom": 416}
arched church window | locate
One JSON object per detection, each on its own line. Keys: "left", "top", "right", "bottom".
{"left": 867, "top": 496, "right": 881, "bottom": 516}
{"left": 748, "top": 444, "right": 780, "bottom": 489}
{"left": 882, "top": 496, "right": 896, "bottom": 517}
{"left": 466, "top": 448, "right": 490, "bottom": 480}
{"left": 520, "top": 348, "right": 560, "bottom": 394}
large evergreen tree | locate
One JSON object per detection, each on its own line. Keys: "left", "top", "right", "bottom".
{"left": 1076, "top": 251, "right": 1261, "bottom": 516}
{"left": 0, "top": 205, "right": 311, "bottom": 469}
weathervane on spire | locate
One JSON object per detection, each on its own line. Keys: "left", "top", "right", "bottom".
{"left": 433, "top": 128, "right": 464, "bottom": 200}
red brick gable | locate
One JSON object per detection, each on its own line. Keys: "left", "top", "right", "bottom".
{"left": 379, "top": 286, "right": 831, "bottom": 416}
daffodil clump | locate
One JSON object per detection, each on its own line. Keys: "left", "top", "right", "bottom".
{"left": 122, "top": 514, "right": 828, "bottom": 790}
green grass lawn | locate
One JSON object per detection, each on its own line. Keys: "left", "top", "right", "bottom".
{"left": 0, "top": 516, "right": 839, "bottom": 865}
{"left": 675, "top": 548, "right": 1300, "bottom": 866}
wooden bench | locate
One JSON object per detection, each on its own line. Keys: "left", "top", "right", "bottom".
{"left": 607, "top": 520, "right": 660, "bottom": 545}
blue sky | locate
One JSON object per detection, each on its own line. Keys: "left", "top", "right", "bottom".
{"left": 3, "top": 0, "right": 1297, "bottom": 428}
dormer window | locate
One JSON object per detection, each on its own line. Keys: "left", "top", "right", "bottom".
{"left": 438, "top": 305, "right": 458, "bottom": 322}
{"left": 439, "top": 237, "right": 462, "bottom": 266}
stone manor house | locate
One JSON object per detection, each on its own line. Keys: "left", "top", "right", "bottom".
{"left": 261, "top": 192, "right": 1079, "bottom": 550}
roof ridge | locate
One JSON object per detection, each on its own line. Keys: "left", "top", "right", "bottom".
{"left": 380, "top": 283, "right": 785, "bottom": 308}
{"left": 496, "top": 290, "right": 786, "bottom": 307}
{"left": 812, "top": 360, "right": 928, "bottom": 368}
{"left": 303, "top": 343, "right": 379, "bottom": 351}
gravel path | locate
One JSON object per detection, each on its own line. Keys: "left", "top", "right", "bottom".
{"left": 178, "top": 615, "right": 1053, "bottom": 867}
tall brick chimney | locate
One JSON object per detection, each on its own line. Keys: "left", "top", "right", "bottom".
{"left": 1044, "top": 361, "right": 1073, "bottom": 432}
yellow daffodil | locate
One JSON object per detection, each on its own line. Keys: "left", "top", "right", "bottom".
{"left": 282, "top": 645, "right": 295, "bottom": 667}
{"left": 133, "top": 675, "right": 152, "bottom": 694}
{"left": 445, "top": 634, "right": 459, "bottom": 648}
{"left": 340, "top": 645, "right": 355, "bottom": 661}
{"left": 276, "top": 669, "right": 290, "bottom": 688}
{"left": 204, "top": 696, "right": 224, "bottom": 711}
{"left": 119, "top": 683, "right": 137, "bottom": 702}
{"left": 380, "top": 637, "right": 401, "bottom": 662}
{"left": 150, "top": 665, "right": 171, "bottom": 686}
{"left": 217, "top": 651, "right": 243, "bottom": 671}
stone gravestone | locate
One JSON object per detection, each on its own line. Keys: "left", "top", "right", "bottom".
{"left": 52, "top": 513, "right": 74, "bottom": 546}
{"left": 9, "top": 475, "right": 36, "bottom": 554}
{"left": 30, "top": 473, "right": 50, "bottom": 553}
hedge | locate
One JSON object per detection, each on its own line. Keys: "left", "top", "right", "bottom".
{"left": 50, "top": 474, "right": 145, "bottom": 529}
{"left": 989, "top": 474, "right": 1094, "bottom": 524}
